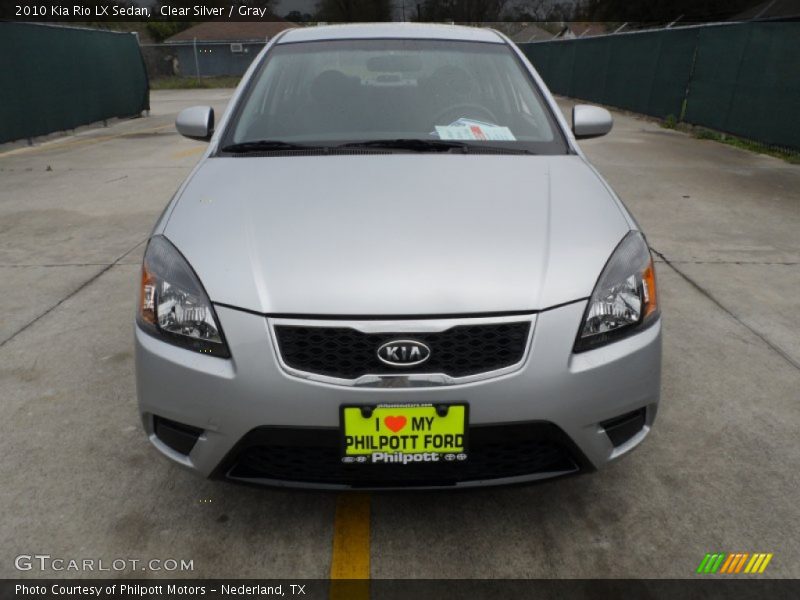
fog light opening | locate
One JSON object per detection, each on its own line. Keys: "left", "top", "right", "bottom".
{"left": 601, "top": 408, "right": 647, "bottom": 448}
{"left": 153, "top": 416, "right": 204, "bottom": 456}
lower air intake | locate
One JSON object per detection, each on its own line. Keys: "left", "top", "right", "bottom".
{"left": 221, "top": 423, "right": 585, "bottom": 488}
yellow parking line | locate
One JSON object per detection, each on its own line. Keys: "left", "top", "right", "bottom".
{"left": 329, "top": 493, "right": 370, "bottom": 599}
{"left": 330, "top": 493, "right": 371, "bottom": 578}
{"left": 0, "top": 124, "right": 173, "bottom": 158}
{"left": 172, "top": 146, "right": 206, "bottom": 159}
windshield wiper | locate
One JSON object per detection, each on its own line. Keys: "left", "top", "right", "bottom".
{"left": 222, "top": 138, "right": 536, "bottom": 155}
{"left": 220, "top": 140, "right": 327, "bottom": 153}
{"left": 338, "top": 139, "right": 535, "bottom": 154}
{"left": 338, "top": 139, "right": 470, "bottom": 153}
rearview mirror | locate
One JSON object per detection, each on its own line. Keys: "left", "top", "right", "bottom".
{"left": 572, "top": 105, "right": 613, "bottom": 139}
{"left": 176, "top": 106, "right": 214, "bottom": 141}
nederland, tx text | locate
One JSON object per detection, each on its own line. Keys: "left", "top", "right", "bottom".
{"left": 16, "top": 584, "right": 307, "bottom": 596}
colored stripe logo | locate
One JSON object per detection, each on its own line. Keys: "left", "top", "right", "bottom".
{"left": 696, "top": 553, "right": 773, "bottom": 574}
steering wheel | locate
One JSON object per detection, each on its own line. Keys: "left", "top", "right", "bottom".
{"left": 433, "top": 104, "right": 499, "bottom": 127}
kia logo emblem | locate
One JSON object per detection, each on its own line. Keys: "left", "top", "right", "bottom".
{"left": 377, "top": 340, "right": 431, "bottom": 367}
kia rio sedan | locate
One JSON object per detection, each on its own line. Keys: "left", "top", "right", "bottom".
{"left": 135, "top": 23, "right": 661, "bottom": 489}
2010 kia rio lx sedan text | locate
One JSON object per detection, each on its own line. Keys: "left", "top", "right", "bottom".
{"left": 135, "top": 23, "right": 662, "bottom": 490}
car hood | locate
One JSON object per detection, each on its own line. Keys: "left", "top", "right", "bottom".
{"left": 163, "top": 155, "right": 630, "bottom": 316}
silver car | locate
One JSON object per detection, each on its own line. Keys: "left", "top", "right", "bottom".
{"left": 135, "top": 23, "right": 661, "bottom": 489}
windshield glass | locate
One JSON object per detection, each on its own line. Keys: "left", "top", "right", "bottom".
{"left": 224, "top": 39, "right": 567, "bottom": 154}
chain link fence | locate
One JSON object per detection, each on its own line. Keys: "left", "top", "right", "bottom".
{"left": 519, "top": 21, "right": 800, "bottom": 154}
{"left": 140, "top": 42, "right": 266, "bottom": 79}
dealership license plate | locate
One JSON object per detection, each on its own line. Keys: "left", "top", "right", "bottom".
{"left": 341, "top": 404, "right": 468, "bottom": 465}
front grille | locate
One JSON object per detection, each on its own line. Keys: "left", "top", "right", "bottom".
{"left": 221, "top": 423, "right": 584, "bottom": 487}
{"left": 273, "top": 321, "right": 530, "bottom": 380}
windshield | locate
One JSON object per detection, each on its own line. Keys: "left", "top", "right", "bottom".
{"left": 223, "top": 39, "right": 568, "bottom": 154}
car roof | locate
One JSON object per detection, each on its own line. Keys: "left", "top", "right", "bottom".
{"left": 277, "top": 23, "right": 505, "bottom": 44}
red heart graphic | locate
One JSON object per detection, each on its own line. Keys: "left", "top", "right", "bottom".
{"left": 384, "top": 416, "right": 407, "bottom": 433}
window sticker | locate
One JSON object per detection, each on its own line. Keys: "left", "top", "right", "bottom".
{"left": 434, "top": 118, "right": 516, "bottom": 141}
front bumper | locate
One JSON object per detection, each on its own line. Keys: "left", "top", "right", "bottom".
{"left": 135, "top": 300, "right": 662, "bottom": 490}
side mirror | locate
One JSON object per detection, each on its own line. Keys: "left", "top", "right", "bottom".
{"left": 176, "top": 106, "right": 214, "bottom": 141}
{"left": 572, "top": 105, "right": 613, "bottom": 139}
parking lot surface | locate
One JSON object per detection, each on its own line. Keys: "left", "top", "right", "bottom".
{"left": 1, "top": 90, "right": 798, "bottom": 579}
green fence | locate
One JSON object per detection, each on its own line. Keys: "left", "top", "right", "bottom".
{"left": 0, "top": 23, "right": 149, "bottom": 144}
{"left": 520, "top": 22, "right": 800, "bottom": 152}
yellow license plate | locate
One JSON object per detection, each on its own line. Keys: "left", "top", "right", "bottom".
{"left": 341, "top": 404, "right": 467, "bottom": 459}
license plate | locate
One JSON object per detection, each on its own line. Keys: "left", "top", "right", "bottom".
{"left": 341, "top": 404, "right": 468, "bottom": 464}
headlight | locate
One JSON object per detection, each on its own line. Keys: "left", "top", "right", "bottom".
{"left": 574, "top": 231, "right": 659, "bottom": 352}
{"left": 137, "top": 235, "right": 230, "bottom": 358}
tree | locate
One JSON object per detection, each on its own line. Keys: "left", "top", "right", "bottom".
{"left": 578, "top": 0, "right": 764, "bottom": 22}
{"left": 509, "top": 0, "right": 579, "bottom": 22}
{"left": 236, "top": 0, "right": 279, "bottom": 12}
{"left": 285, "top": 10, "right": 314, "bottom": 22}
{"left": 315, "top": 0, "right": 393, "bottom": 21}
{"left": 145, "top": 21, "right": 195, "bottom": 43}
{"left": 143, "top": 0, "right": 225, "bottom": 42}
{"left": 417, "top": 0, "right": 509, "bottom": 22}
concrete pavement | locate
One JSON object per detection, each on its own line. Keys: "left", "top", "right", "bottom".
{"left": 0, "top": 90, "right": 798, "bottom": 579}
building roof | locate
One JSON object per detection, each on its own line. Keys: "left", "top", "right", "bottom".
{"left": 511, "top": 24, "right": 555, "bottom": 43}
{"left": 278, "top": 23, "right": 505, "bottom": 44}
{"left": 166, "top": 20, "right": 297, "bottom": 43}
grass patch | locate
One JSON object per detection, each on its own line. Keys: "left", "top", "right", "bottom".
{"left": 150, "top": 76, "right": 241, "bottom": 90}
{"left": 689, "top": 127, "right": 800, "bottom": 164}
{"left": 659, "top": 118, "right": 800, "bottom": 164}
